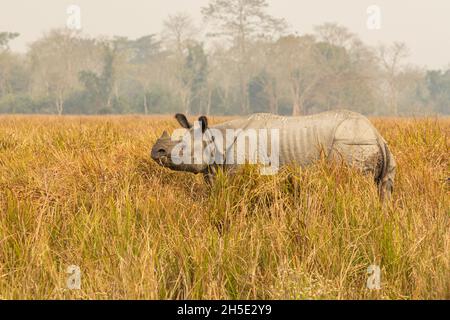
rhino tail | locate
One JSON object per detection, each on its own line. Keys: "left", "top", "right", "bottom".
{"left": 377, "top": 137, "right": 396, "bottom": 202}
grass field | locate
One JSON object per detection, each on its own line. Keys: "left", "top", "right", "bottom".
{"left": 0, "top": 115, "right": 448, "bottom": 300}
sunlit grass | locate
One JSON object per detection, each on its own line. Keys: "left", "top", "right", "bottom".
{"left": 0, "top": 115, "right": 448, "bottom": 299}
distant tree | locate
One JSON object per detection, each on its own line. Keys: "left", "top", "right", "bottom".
{"left": 0, "top": 53, "right": 26, "bottom": 97}
{"left": 310, "top": 24, "right": 379, "bottom": 114}
{"left": 272, "top": 35, "right": 322, "bottom": 115}
{"left": 132, "top": 36, "right": 163, "bottom": 114}
{"left": 0, "top": 32, "right": 24, "bottom": 99}
{"left": 425, "top": 69, "right": 450, "bottom": 114}
{"left": 29, "top": 29, "right": 97, "bottom": 115}
{"left": 184, "top": 43, "right": 208, "bottom": 114}
{"left": 248, "top": 69, "right": 277, "bottom": 113}
{"left": 202, "top": 0, "right": 286, "bottom": 114}
{"left": 247, "top": 40, "right": 279, "bottom": 113}
{"left": 0, "top": 32, "right": 19, "bottom": 50}
{"left": 79, "top": 44, "right": 117, "bottom": 113}
{"left": 204, "top": 44, "right": 236, "bottom": 115}
{"left": 162, "top": 12, "right": 199, "bottom": 114}
{"left": 378, "top": 42, "right": 410, "bottom": 115}
{"left": 314, "top": 23, "right": 355, "bottom": 49}
{"left": 162, "top": 12, "right": 197, "bottom": 57}
{"left": 0, "top": 19, "right": 447, "bottom": 116}
{"left": 127, "top": 35, "right": 161, "bottom": 64}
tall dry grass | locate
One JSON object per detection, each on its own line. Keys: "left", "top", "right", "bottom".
{"left": 0, "top": 115, "right": 448, "bottom": 299}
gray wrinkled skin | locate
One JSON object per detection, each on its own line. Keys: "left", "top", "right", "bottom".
{"left": 151, "top": 110, "right": 396, "bottom": 201}
{"left": 150, "top": 131, "right": 208, "bottom": 174}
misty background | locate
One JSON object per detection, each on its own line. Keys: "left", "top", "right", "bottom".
{"left": 0, "top": 0, "right": 449, "bottom": 115}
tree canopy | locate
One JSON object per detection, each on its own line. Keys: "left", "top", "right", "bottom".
{"left": 0, "top": 3, "right": 448, "bottom": 116}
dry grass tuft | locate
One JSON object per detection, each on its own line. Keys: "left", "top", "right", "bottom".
{"left": 0, "top": 115, "right": 448, "bottom": 299}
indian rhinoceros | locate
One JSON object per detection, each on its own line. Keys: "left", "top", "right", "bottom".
{"left": 151, "top": 110, "right": 396, "bottom": 201}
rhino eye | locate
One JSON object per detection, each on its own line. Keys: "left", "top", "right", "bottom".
{"left": 177, "top": 142, "right": 187, "bottom": 151}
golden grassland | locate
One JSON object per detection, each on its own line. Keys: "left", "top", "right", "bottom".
{"left": 0, "top": 115, "right": 448, "bottom": 300}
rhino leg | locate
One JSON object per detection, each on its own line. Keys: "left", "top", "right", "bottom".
{"left": 366, "top": 147, "right": 384, "bottom": 181}
{"left": 203, "top": 166, "right": 218, "bottom": 186}
{"left": 330, "top": 142, "right": 394, "bottom": 202}
{"left": 379, "top": 179, "right": 394, "bottom": 202}
{"left": 359, "top": 145, "right": 395, "bottom": 202}
{"left": 378, "top": 142, "right": 396, "bottom": 203}
{"left": 203, "top": 164, "right": 241, "bottom": 186}
{"left": 330, "top": 143, "right": 382, "bottom": 176}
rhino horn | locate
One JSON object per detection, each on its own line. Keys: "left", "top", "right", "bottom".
{"left": 161, "top": 131, "right": 170, "bottom": 139}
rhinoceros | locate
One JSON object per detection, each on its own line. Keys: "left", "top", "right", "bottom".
{"left": 151, "top": 110, "right": 396, "bottom": 201}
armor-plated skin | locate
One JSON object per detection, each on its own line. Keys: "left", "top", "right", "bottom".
{"left": 151, "top": 110, "right": 396, "bottom": 201}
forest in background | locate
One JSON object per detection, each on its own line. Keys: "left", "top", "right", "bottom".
{"left": 0, "top": 0, "right": 449, "bottom": 116}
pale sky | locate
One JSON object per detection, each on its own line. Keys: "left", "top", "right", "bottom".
{"left": 1, "top": 0, "right": 449, "bottom": 69}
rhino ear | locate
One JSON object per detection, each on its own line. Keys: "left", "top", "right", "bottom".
{"left": 175, "top": 113, "right": 192, "bottom": 129}
{"left": 198, "top": 116, "right": 208, "bottom": 133}
{"left": 161, "top": 130, "right": 170, "bottom": 139}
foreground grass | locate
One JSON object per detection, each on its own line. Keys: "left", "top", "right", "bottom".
{"left": 0, "top": 115, "right": 448, "bottom": 299}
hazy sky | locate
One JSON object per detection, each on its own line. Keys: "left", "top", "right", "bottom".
{"left": 1, "top": 0, "right": 449, "bottom": 69}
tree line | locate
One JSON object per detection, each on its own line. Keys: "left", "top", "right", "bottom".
{"left": 0, "top": 0, "right": 449, "bottom": 116}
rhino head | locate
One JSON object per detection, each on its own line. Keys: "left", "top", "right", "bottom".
{"left": 151, "top": 114, "right": 215, "bottom": 174}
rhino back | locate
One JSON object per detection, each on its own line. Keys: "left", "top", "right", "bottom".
{"left": 210, "top": 111, "right": 395, "bottom": 197}
{"left": 329, "top": 113, "right": 386, "bottom": 176}
{"left": 214, "top": 110, "right": 357, "bottom": 166}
